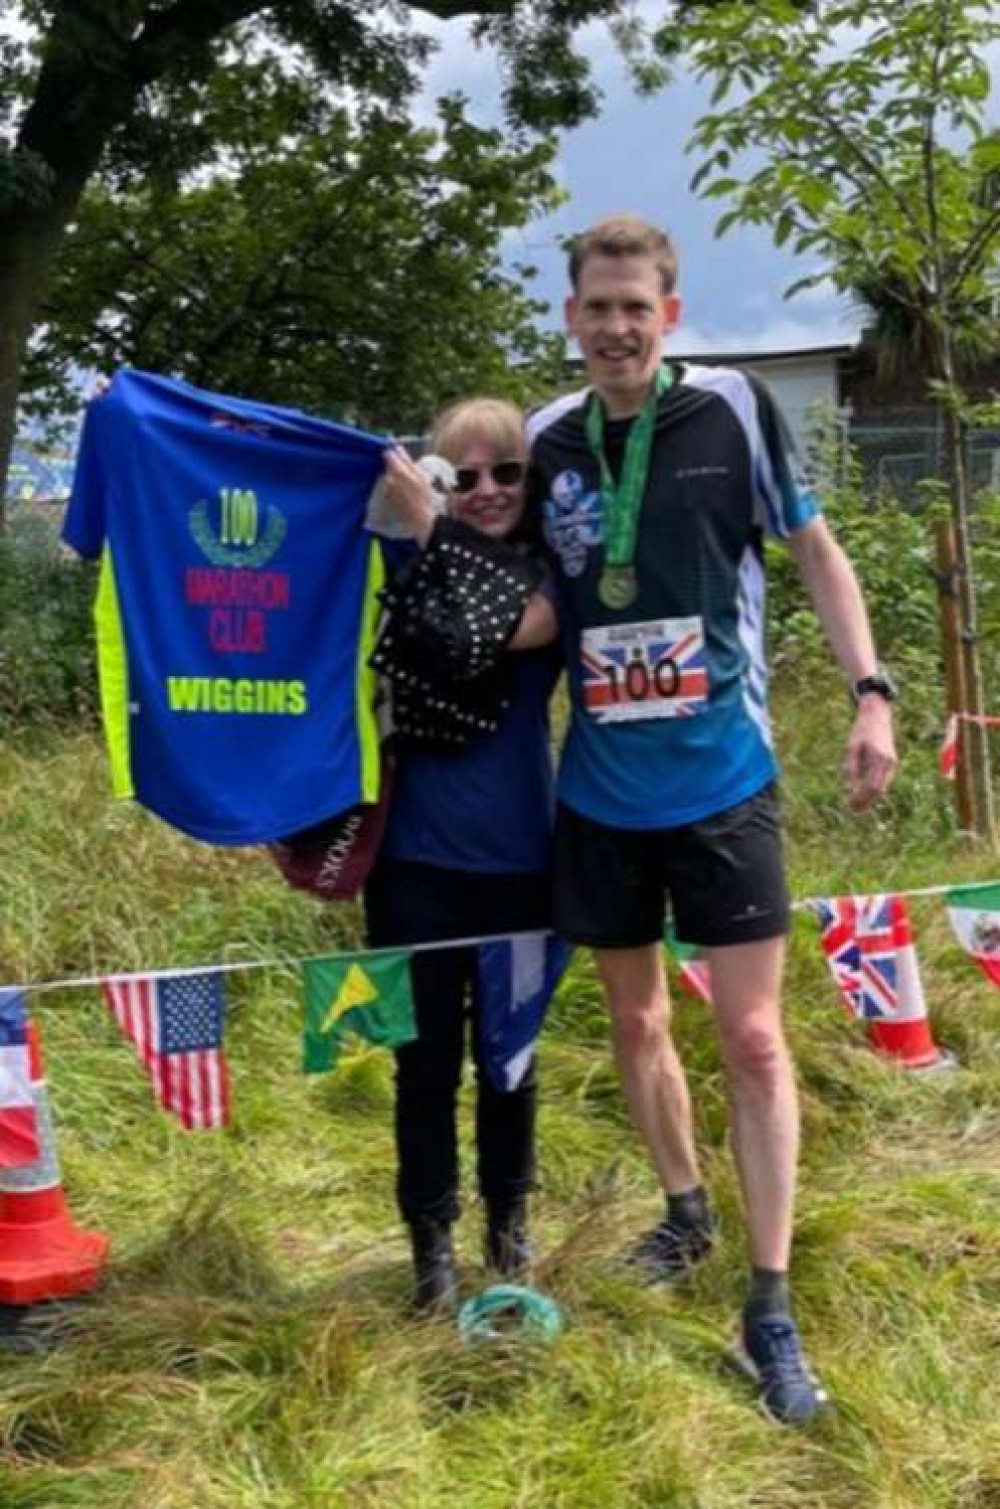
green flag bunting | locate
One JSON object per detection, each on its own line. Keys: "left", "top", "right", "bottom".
{"left": 946, "top": 882, "right": 1000, "bottom": 989}
{"left": 302, "top": 949, "right": 417, "bottom": 1072}
{"left": 664, "top": 926, "right": 713, "bottom": 1004}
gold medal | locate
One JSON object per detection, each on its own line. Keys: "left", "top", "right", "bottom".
{"left": 598, "top": 565, "right": 638, "bottom": 611}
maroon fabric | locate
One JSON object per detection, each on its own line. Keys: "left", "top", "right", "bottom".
{"left": 266, "top": 765, "right": 394, "bottom": 900}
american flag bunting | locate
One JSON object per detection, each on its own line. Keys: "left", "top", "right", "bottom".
{"left": 101, "top": 971, "right": 230, "bottom": 1129}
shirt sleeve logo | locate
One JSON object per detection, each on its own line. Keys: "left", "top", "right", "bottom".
{"left": 189, "top": 487, "right": 287, "bottom": 567}
{"left": 543, "top": 470, "right": 603, "bottom": 578}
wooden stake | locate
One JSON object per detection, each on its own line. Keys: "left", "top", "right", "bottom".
{"left": 934, "top": 518, "right": 976, "bottom": 833}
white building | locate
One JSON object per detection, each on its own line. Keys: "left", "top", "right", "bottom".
{"left": 686, "top": 343, "right": 854, "bottom": 456}
{"left": 565, "top": 342, "right": 856, "bottom": 456}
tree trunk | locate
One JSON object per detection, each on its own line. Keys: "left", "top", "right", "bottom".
{"left": 937, "top": 375, "right": 996, "bottom": 845}
{"left": 0, "top": 0, "right": 268, "bottom": 527}
{"left": 0, "top": 199, "right": 81, "bottom": 532}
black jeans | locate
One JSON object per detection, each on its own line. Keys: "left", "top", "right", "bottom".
{"left": 364, "top": 859, "right": 550, "bottom": 1225}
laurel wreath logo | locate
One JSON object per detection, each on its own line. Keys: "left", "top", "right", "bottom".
{"left": 189, "top": 498, "right": 287, "bottom": 568}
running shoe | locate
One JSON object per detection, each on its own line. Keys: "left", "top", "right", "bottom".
{"left": 627, "top": 1213, "right": 717, "bottom": 1282}
{"left": 732, "top": 1312, "right": 829, "bottom": 1425}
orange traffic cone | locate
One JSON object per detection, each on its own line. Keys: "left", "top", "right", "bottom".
{"left": 863, "top": 898, "right": 956, "bottom": 1073}
{"left": 0, "top": 1021, "right": 109, "bottom": 1304}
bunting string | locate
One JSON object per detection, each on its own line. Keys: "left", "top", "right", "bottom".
{"left": 6, "top": 880, "right": 1000, "bottom": 998}
{"left": 4, "top": 928, "right": 553, "bottom": 998}
{"left": 6, "top": 878, "right": 1000, "bottom": 1142}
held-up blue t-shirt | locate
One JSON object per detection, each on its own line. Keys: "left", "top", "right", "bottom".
{"left": 63, "top": 368, "right": 387, "bottom": 845}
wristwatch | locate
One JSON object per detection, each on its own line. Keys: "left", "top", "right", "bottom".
{"left": 851, "top": 664, "right": 898, "bottom": 705}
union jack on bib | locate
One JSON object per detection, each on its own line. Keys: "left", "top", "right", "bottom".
{"left": 580, "top": 617, "right": 709, "bottom": 723}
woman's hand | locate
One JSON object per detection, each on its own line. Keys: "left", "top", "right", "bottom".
{"left": 508, "top": 592, "right": 559, "bottom": 650}
{"left": 380, "top": 446, "right": 439, "bottom": 547}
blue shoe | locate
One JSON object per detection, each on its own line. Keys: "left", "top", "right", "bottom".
{"left": 733, "top": 1313, "right": 828, "bottom": 1424}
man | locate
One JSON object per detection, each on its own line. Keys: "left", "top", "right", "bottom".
{"left": 527, "top": 214, "right": 897, "bottom": 1424}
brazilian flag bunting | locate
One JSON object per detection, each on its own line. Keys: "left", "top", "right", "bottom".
{"left": 302, "top": 949, "right": 417, "bottom": 1072}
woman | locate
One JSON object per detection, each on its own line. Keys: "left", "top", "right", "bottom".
{"left": 368, "top": 398, "right": 559, "bottom": 1313}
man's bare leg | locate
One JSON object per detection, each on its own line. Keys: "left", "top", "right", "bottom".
{"left": 705, "top": 936, "right": 797, "bottom": 1270}
{"left": 594, "top": 943, "right": 701, "bottom": 1195}
{"left": 706, "top": 935, "right": 826, "bottom": 1422}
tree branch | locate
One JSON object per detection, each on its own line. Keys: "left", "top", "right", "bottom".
{"left": 126, "top": 0, "right": 267, "bottom": 88}
{"left": 783, "top": 82, "right": 930, "bottom": 248}
{"left": 952, "top": 201, "right": 1000, "bottom": 290}
{"left": 920, "top": 2, "right": 947, "bottom": 308}
{"left": 399, "top": 0, "right": 516, "bottom": 14}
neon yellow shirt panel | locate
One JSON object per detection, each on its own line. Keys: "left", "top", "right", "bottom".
{"left": 355, "top": 539, "right": 385, "bottom": 805}
{"left": 94, "top": 548, "right": 134, "bottom": 800}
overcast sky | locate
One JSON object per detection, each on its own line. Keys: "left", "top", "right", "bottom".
{"left": 417, "top": 9, "right": 1000, "bottom": 357}
{"left": 5, "top": 5, "right": 997, "bottom": 361}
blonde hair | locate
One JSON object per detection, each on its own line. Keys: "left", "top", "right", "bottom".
{"left": 430, "top": 397, "right": 526, "bottom": 463}
{"left": 568, "top": 214, "right": 678, "bottom": 295}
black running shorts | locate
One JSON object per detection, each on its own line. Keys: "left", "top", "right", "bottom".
{"left": 552, "top": 782, "right": 790, "bottom": 949}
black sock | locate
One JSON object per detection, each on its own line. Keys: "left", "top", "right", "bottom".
{"left": 744, "top": 1266, "right": 791, "bottom": 1321}
{"left": 666, "top": 1185, "right": 713, "bottom": 1232}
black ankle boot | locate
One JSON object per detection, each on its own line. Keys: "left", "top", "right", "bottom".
{"left": 408, "top": 1218, "right": 458, "bottom": 1314}
{"left": 485, "top": 1198, "right": 532, "bottom": 1277}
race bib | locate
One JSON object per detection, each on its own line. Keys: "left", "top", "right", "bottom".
{"left": 580, "top": 616, "right": 709, "bottom": 723}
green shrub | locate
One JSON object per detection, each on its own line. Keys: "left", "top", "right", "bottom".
{"left": 769, "top": 415, "right": 1000, "bottom": 727}
{"left": 0, "top": 508, "right": 98, "bottom": 729}
{"left": 765, "top": 418, "right": 1000, "bottom": 849}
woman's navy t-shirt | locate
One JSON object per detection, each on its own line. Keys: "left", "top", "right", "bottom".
{"left": 376, "top": 530, "right": 559, "bottom": 873}
{"left": 381, "top": 645, "right": 559, "bottom": 873}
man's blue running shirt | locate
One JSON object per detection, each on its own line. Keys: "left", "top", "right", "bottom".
{"left": 527, "top": 363, "right": 818, "bottom": 829}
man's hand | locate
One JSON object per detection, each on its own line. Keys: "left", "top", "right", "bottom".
{"left": 843, "top": 698, "right": 898, "bottom": 811}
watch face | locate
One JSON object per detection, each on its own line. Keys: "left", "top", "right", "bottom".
{"left": 855, "top": 672, "right": 897, "bottom": 702}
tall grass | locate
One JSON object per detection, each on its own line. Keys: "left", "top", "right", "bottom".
{"left": 3, "top": 461, "right": 1000, "bottom": 1505}
{"left": 2, "top": 676, "right": 1000, "bottom": 1506}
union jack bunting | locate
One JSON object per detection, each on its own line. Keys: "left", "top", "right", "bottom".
{"left": 857, "top": 895, "right": 907, "bottom": 1020}
{"left": 811, "top": 894, "right": 913, "bottom": 1021}
{"left": 811, "top": 897, "right": 862, "bottom": 1016}
{"left": 579, "top": 617, "right": 709, "bottom": 724}
{"left": 0, "top": 989, "right": 39, "bottom": 1166}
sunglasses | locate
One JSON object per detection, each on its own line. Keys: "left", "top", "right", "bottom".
{"left": 451, "top": 460, "right": 525, "bottom": 494}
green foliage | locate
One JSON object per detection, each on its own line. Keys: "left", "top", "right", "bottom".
{"left": 765, "top": 410, "right": 1000, "bottom": 848}
{"left": 3, "top": 0, "right": 735, "bottom": 517}
{"left": 770, "top": 415, "right": 939, "bottom": 683}
{"left": 0, "top": 510, "right": 97, "bottom": 729}
{"left": 676, "top": 0, "right": 1000, "bottom": 841}
{"left": 0, "top": 144, "right": 53, "bottom": 211}
{"left": 25, "top": 93, "right": 567, "bottom": 432}
{"left": 770, "top": 412, "right": 1000, "bottom": 715}
{"left": 680, "top": 0, "right": 1000, "bottom": 375}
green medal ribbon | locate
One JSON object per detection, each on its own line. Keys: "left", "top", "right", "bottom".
{"left": 586, "top": 363, "right": 673, "bottom": 610}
